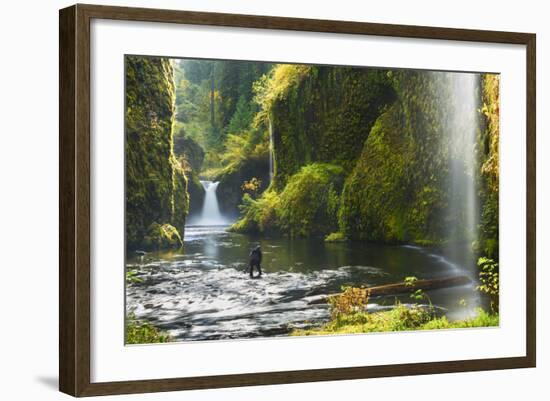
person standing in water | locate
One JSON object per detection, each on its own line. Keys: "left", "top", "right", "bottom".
{"left": 249, "top": 245, "right": 262, "bottom": 278}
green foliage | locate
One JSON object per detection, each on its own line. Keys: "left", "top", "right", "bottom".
{"left": 294, "top": 279, "right": 498, "bottom": 337}
{"left": 125, "top": 56, "right": 189, "bottom": 250}
{"left": 233, "top": 163, "right": 344, "bottom": 237}
{"left": 217, "top": 60, "right": 272, "bottom": 128}
{"left": 221, "top": 133, "right": 250, "bottom": 167}
{"left": 420, "top": 309, "right": 499, "bottom": 330}
{"left": 231, "top": 191, "right": 281, "bottom": 234}
{"left": 125, "top": 269, "right": 143, "bottom": 284}
{"left": 478, "top": 74, "right": 500, "bottom": 260}
{"left": 226, "top": 95, "right": 255, "bottom": 135}
{"left": 477, "top": 257, "right": 499, "bottom": 312}
{"left": 179, "top": 59, "right": 213, "bottom": 84}
{"left": 175, "top": 59, "right": 270, "bottom": 158}
{"left": 143, "top": 223, "right": 183, "bottom": 251}
{"left": 404, "top": 276, "right": 419, "bottom": 286}
{"left": 253, "top": 64, "right": 312, "bottom": 123}
{"left": 403, "top": 276, "right": 434, "bottom": 309}
{"left": 277, "top": 163, "right": 344, "bottom": 237}
{"left": 126, "top": 314, "right": 171, "bottom": 344}
{"left": 324, "top": 232, "right": 346, "bottom": 242}
{"left": 404, "top": 276, "right": 424, "bottom": 300}
{"left": 292, "top": 305, "right": 498, "bottom": 336}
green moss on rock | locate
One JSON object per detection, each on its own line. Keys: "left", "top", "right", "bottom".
{"left": 339, "top": 71, "right": 484, "bottom": 244}
{"left": 233, "top": 163, "right": 343, "bottom": 237}
{"left": 325, "top": 232, "right": 346, "bottom": 243}
{"left": 143, "top": 222, "right": 183, "bottom": 250}
{"left": 277, "top": 163, "right": 344, "bottom": 237}
{"left": 230, "top": 191, "right": 281, "bottom": 235}
{"left": 477, "top": 74, "right": 500, "bottom": 259}
{"left": 268, "top": 66, "right": 395, "bottom": 189}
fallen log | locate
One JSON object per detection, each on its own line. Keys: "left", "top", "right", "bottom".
{"left": 308, "top": 275, "right": 472, "bottom": 305}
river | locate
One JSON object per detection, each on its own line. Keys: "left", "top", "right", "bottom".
{"left": 126, "top": 225, "right": 482, "bottom": 342}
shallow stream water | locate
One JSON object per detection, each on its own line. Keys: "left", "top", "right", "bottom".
{"left": 126, "top": 225, "right": 482, "bottom": 342}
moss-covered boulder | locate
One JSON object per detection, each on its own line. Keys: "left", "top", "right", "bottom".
{"left": 233, "top": 163, "right": 343, "bottom": 237}
{"left": 143, "top": 223, "right": 183, "bottom": 250}
{"left": 277, "top": 163, "right": 343, "bottom": 237}
{"left": 230, "top": 190, "right": 281, "bottom": 235}
{"left": 125, "top": 56, "right": 189, "bottom": 250}
{"left": 325, "top": 232, "right": 346, "bottom": 242}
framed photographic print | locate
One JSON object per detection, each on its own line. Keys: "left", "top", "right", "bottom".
{"left": 59, "top": 4, "right": 536, "bottom": 397}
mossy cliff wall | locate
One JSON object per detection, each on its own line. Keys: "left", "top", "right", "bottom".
{"left": 174, "top": 134, "right": 205, "bottom": 217}
{"left": 235, "top": 66, "right": 498, "bottom": 252}
{"left": 339, "top": 71, "right": 472, "bottom": 244}
{"left": 477, "top": 74, "right": 500, "bottom": 258}
{"left": 269, "top": 66, "right": 395, "bottom": 189}
{"left": 125, "top": 56, "right": 189, "bottom": 250}
{"left": 234, "top": 66, "right": 393, "bottom": 237}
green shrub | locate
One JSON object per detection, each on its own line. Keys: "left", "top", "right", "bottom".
{"left": 477, "top": 257, "right": 499, "bottom": 312}
{"left": 126, "top": 314, "right": 171, "bottom": 344}
{"left": 277, "top": 163, "right": 344, "bottom": 237}
{"left": 325, "top": 232, "right": 346, "bottom": 242}
{"left": 232, "top": 163, "right": 344, "bottom": 237}
{"left": 125, "top": 269, "right": 143, "bottom": 284}
{"left": 231, "top": 191, "right": 281, "bottom": 234}
{"left": 292, "top": 305, "right": 498, "bottom": 336}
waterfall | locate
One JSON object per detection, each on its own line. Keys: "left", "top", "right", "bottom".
{"left": 193, "top": 181, "right": 227, "bottom": 226}
{"left": 268, "top": 118, "right": 274, "bottom": 182}
{"left": 446, "top": 73, "right": 480, "bottom": 244}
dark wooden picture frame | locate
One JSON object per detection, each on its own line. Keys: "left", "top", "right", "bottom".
{"left": 59, "top": 3, "right": 536, "bottom": 397}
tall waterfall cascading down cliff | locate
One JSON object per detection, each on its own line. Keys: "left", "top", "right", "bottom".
{"left": 446, "top": 73, "right": 481, "bottom": 244}
{"left": 193, "top": 181, "right": 227, "bottom": 226}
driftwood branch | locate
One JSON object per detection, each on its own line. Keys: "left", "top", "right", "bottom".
{"left": 308, "top": 275, "right": 472, "bottom": 305}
